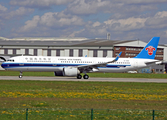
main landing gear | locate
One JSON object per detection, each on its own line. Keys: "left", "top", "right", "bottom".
{"left": 83, "top": 74, "right": 89, "bottom": 79}
{"left": 77, "top": 74, "right": 89, "bottom": 79}
{"left": 77, "top": 74, "right": 82, "bottom": 79}
{"left": 19, "top": 72, "right": 23, "bottom": 78}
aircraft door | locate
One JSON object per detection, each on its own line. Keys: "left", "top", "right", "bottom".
{"left": 53, "top": 58, "right": 56, "bottom": 63}
{"left": 19, "top": 56, "right": 23, "bottom": 62}
{"left": 53, "top": 58, "right": 59, "bottom": 70}
{"left": 19, "top": 56, "right": 28, "bottom": 71}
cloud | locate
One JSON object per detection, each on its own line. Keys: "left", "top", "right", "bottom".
{"left": 10, "top": 0, "right": 74, "bottom": 8}
{"left": 104, "top": 17, "right": 147, "bottom": 31}
{"left": 20, "top": 15, "right": 40, "bottom": 32}
{"left": 69, "top": 21, "right": 107, "bottom": 38}
{"left": 68, "top": 29, "right": 85, "bottom": 37}
{"left": 7, "top": 7, "right": 34, "bottom": 19}
{"left": 65, "top": 0, "right": 117, "bottom": 15}
{"left": 69, "top": 10, "right": 167, "bottom": 40}
{"left": 0, "top": 19, "right": 1, "bottom": 30}
{"left": 155, "top": 11, "right": 167, "bottom": 18}
{"left": 0, "top": 7, "right": 34, "bottom": 19}
{"left": 18, "top": 12, "right": 85, "bottom": 34}
{"left": 3, "top": 0, "right": 167, "bottom": 43}
{"left": 145, "top": 11, "right": 167, "bottom": 28}
{"left": 118, "top": 0, "right": 167, "bottom": 4}
{"left": 70, "top": 17, "right": 147, "bottom": 38}
{"left": 18, "top": 10, "right": 167, "bottom": 40}
{"left": 92, "top": 21, "right": 101, "bottom": 27}
{"left": 40, "top": 12, "right": 84, "bottom": 27}
{"left": 64, "top": 0, "right": 167, "bottom": 16}
{"left": 165, "top": 30, "right": 167, "bottom": 35}
{"left": 0, "top": 4, "right": 7, "bottom": 12}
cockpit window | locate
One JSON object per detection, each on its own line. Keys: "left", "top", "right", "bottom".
{"left": 7, "top": 59, "right": 14, "bottom": 62}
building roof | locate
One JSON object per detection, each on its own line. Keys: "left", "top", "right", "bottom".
{"left": 0, "top": 37, "right": 137, "bottom": 47}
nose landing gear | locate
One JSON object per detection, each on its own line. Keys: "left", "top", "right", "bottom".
{"left": 19, "top": 72, "right": 23, "bottom": 78}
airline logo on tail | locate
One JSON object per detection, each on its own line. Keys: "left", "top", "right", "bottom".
{"left": 145, "top": 46, "right": 155, "bottom": 56}
{"left": 134, "top": 37, "right": 159, "bottom": 59}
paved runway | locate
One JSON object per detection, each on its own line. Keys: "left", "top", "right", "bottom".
{"left": 0, "top": 76, "right": 167, "bottom": 83}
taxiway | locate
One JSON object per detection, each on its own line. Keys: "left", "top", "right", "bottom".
{"left": 0, "top": 76, "right": 167, "bottom": 83}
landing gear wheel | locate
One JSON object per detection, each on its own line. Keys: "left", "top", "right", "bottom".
{"left": 83, "top": 74, "right": 89, "bottom": 79}
{"left": 77, "top": 74, "right": 82, "bottom": 79}
{"left": 19, "top": 72, "right": 23, "bottom": 78}
{"left": 19, "top": 75, "right": 22, "bottom": 78}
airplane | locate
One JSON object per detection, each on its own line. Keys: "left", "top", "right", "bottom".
{"left": 0, "top": 37, "right": 161, "bottom": 79}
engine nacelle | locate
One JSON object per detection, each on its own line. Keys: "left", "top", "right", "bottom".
{"left": 64, "top": 67, "right": 80, "bottom": 76}
{"left": 54, "top": 67, "right": 80, "bottom": 76}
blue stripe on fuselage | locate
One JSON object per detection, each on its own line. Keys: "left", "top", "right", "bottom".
{"left": 1, "top": 62, "right": 131, "bottom": 69}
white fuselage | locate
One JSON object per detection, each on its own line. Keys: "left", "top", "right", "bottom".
{"left": 1, "top": 56, "right": 157, "bottom": 73}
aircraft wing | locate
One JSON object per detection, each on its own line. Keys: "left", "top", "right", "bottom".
{"left": 77, "top": 52, "right": 122, "bottom": 72}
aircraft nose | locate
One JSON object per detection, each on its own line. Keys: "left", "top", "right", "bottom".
{"left": 1, "top": 62, "right": 6, "bottom": 69}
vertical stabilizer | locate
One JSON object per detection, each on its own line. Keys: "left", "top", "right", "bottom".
{"left": 134, "top": 37, "right": 160, "bottom": 59}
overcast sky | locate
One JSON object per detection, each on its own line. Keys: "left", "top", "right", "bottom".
{"left": 0, "top": 0, "right": 167, "bottom": 44}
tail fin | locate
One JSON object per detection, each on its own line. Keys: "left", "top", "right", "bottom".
{"left": 134, "top": 37, "right": 160, "bottom": 59}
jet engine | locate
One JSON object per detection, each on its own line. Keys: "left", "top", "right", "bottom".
{"left": 54, "top": 67, "right": 80, "bottom": 76}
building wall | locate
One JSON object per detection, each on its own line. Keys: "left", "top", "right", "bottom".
{"left": 83, "top": 49, "right": 87, "bottom": 57}
{"left": 0, "top": 49, "right": 4, "bottom": 54}
{"left": 98, "top": 50, "right": 103, "bottom": 57}
{"left": 0, "top": 40, "right": 165, "bottom": 60}
{"left": 74, "top": 49, "right": 78, "bottom": 57}
{"left": 60, "top": 50, "right": 64, "bottom": 56}
{"left": 164, "top": 47, "right": 167, "bottom": 61}
{"left": 0, "top": 47, "right": 113, "bottom": 58}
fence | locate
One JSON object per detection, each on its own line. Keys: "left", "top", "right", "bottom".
{"left": 1, "top": 108, "right": 167, "bottom": 120}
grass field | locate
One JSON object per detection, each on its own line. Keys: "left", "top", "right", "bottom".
{"left": 1, "top": 81, "right": 167, "bottom": 109}
{"left": 1, "top": 70, "right": 167, "bottom": 119}
{"left": 0, "top": 80, "right": 167, "bottom": 119}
